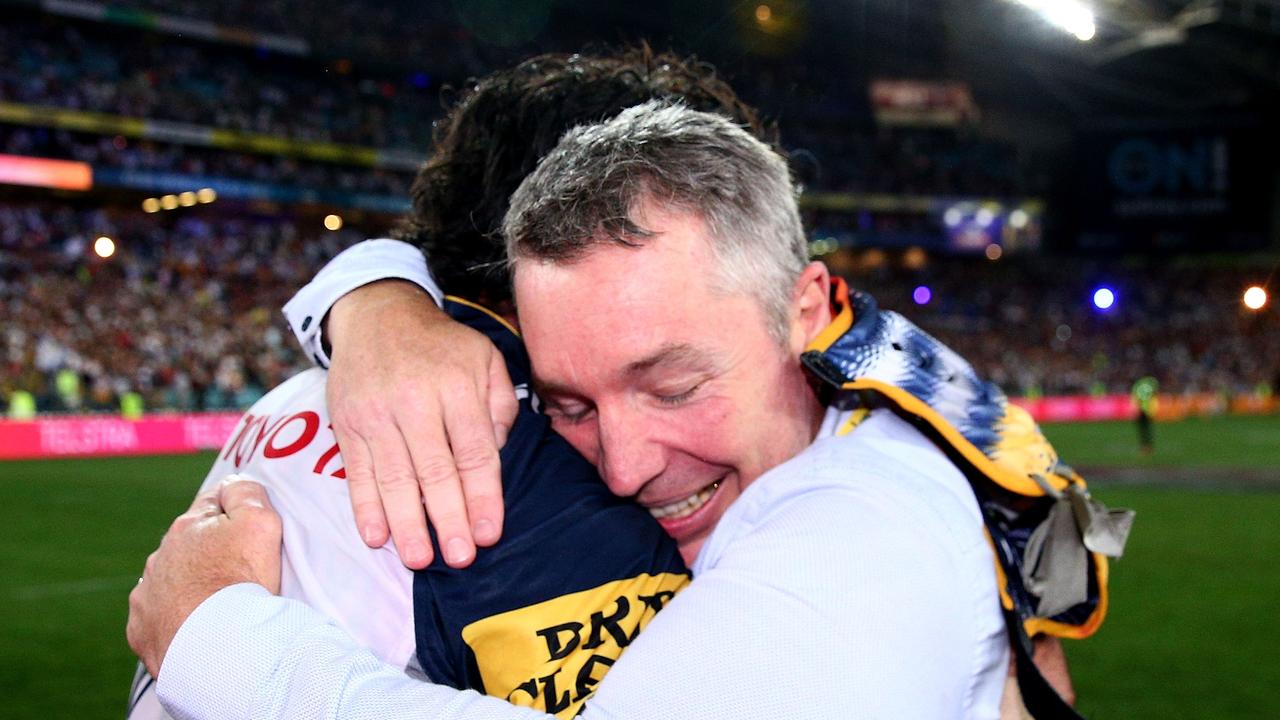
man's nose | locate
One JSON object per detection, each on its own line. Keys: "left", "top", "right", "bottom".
{"left": 596, "top": 403, "right": 665, "bottom": 498}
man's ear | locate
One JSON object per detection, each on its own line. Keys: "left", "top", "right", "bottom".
{"left": 789, "top": 261, "right": 832, "bottom": 355}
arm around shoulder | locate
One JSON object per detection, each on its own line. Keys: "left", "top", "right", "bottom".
{"left": 158, "top": 585, "right": 553, "bottom": 720}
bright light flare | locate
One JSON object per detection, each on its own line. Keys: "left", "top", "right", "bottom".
{"left": 1243, "top": 286, "right": 1268, "bottom": 311}
{"left": 985, "top": 243, "right": 1003, "bottom": 261}
{"left": 943, "top": 207, "right": 963, "bottom": 228}
{"left": 94, "top": 236, "right": 116, "bottom": 258}
{"left": 912, "top": 285, "right": 933, "bottom": 305}
{"left": 324, "top": 214, "right": 344, "bottom": 231}
{"left": 1009, "top": 209, "right": 1030, "bottom": 229}
{"left": 1013, "top": 0, "right": 1096, "bottom": 42}
{"left": 755, "top": 4, "right": 772, "bottom": 23}
{"left": 1093, "top": 287, "right": 1116, "bottom": 310}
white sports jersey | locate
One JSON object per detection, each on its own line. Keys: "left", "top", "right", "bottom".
{"left": 128, "top": 368, "right": 416, "bottom": 720}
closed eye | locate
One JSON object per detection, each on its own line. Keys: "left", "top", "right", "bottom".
{"left": 656, "top": 382, "right": 704, "bottom": 407}
{"left": 545, "top": 400, "right": 595, "bottom": 424}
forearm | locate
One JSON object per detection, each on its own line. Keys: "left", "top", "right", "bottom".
{"left": 158, "top": 585, "right": 551, "bottom": 720}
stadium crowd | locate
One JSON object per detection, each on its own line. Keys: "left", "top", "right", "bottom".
{"left": 94, "top": 0, "right": 477, "bottom": 77}
{"left": 0, "top": 202, "right": 358, "bottom": 415}
{"left": 2, "top": 200, "right": 1274, "bottom": 417}
{"left": 0, "top": 1, "right": 1270, "bottom": 418}
{"left": 849, "top": 257, "right": 1279, "bottom": 398}
{"left": 0, "top": 13, "right": 439, "bottom": 152}
{"left": 0, "top": 10, "right": 1033, "bottom": 201}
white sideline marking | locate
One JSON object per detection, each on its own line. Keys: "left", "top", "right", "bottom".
{"left": 7, "top": 575, "right": 137, "bottom": 601}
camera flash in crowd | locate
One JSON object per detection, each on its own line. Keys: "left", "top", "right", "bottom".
{"left": 94, "top": 236, "right": 116, "bottom": 259}
{"left": 1243, "top": 286, "right": 1268, "bottom": 311}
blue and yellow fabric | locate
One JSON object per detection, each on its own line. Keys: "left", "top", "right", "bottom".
{"left": 803, "top": 278, "right": 1135, "bottom": 642}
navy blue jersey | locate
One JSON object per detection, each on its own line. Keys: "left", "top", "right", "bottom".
{"left": 413, "top": 299, "right": 690, "bottom": 717}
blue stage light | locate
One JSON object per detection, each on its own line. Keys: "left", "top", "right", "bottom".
{"left": 1092, "top": 287, "right": 1116, "bottom": 310}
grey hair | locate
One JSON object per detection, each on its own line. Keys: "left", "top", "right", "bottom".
{"left": 502, "top": 100, "right": 809, "bottom": 344}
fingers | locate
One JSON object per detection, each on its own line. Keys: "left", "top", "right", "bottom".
{"left": 401, "top": 412, "right": 478, "bottom": 569}
{"left": 324, "top": 285, "right": 516, "bottom": 570}
{"left": 126, "top": 581, "right": 157, "bottom": 677}
{"left": 217, "top": 475, "right": 274, "bottom": 513}
{"left": 453, "top": 362, "right": 508, "bottom": 549}
{"left": 186, "top": 484, "right": 226, "bottom": 519}
{"left": 488, "top": 350, "right": 518, "bottom": 449}
{"left": 366, "top": 427, "right": 436, "bottom": 569}
{"left": 339, "top": 428, "right": 390, "bottom": 548}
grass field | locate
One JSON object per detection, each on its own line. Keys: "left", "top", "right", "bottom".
{"left": 1, "top": 414, "right": 1277, "bottom": 718}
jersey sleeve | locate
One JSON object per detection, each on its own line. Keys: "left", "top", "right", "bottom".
{"left": 282, "top": 238, "right": 443, "bottom": 368}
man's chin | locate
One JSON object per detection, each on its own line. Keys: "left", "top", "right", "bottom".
{"left": 677, "top": 538, "right": 705, "bottom": 567}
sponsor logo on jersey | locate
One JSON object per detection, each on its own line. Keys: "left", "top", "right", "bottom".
{"left": 461, "top": 572, "right": 689, "bottom": 717}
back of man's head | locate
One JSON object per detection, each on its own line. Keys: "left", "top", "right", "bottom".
{"left": 503, "top": 101, "right": 809, "bottom": 344}
{"left": 394, "top": 47, "right": 771, "bottom": 307}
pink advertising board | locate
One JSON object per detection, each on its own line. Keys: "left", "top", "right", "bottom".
{"left": 0, "top": 413, "right": 243, "bottom": 460}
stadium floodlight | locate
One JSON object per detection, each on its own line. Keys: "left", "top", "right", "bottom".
{"left": 912, "top": 285, "right": 933, "bottom": 305}
{"left": 943, "top": 206, "right": 964, "bottom": 227}
{"left": 1243, "top": 286, "right": 1268, "bottom": 311}
{"left": 94, "top": 236, "right": 116, "bottom": 259}
{"left": 975, "top": 207, "right": 996, "bottom": 227}
{"left": 1008, "top": 208, "right": 1030, "bottom": 229}
{"left": 1010, "top": 0, "right": 1096, "bottom": 41}
{"left": 1092, "top": 286, "right": 1116, "bottom": 310}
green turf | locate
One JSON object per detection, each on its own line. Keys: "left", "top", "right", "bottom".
{"left": 1041, "top": 414, "right": 1280, "bottom": 470}
{"left": 0, "top": 453, "right": 214, "bottom": 719}
{"left": 1065, "top": 487, "right": 1280, "bottom": 719}
{"left": 1, "top": 415, "right": 1277, "bottom": 718}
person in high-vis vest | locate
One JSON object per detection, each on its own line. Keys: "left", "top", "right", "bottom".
{"left": 1131, "top": 376, "right": 1159, "bottom": 455}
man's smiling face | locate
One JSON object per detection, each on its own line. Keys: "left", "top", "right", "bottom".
{"left": 514, "top": 201, "right": 830, "bottom": 564}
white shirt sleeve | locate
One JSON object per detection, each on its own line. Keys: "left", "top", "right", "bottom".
{"left": 157, "top": 584, "right": 554, "bottom": 720}
{"left": 282, "top": 239, "right": 443, "bottom": 368}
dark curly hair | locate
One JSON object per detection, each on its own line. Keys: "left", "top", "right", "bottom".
{"left": 393, "top": 45, "right": 773, "bottom": 307}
